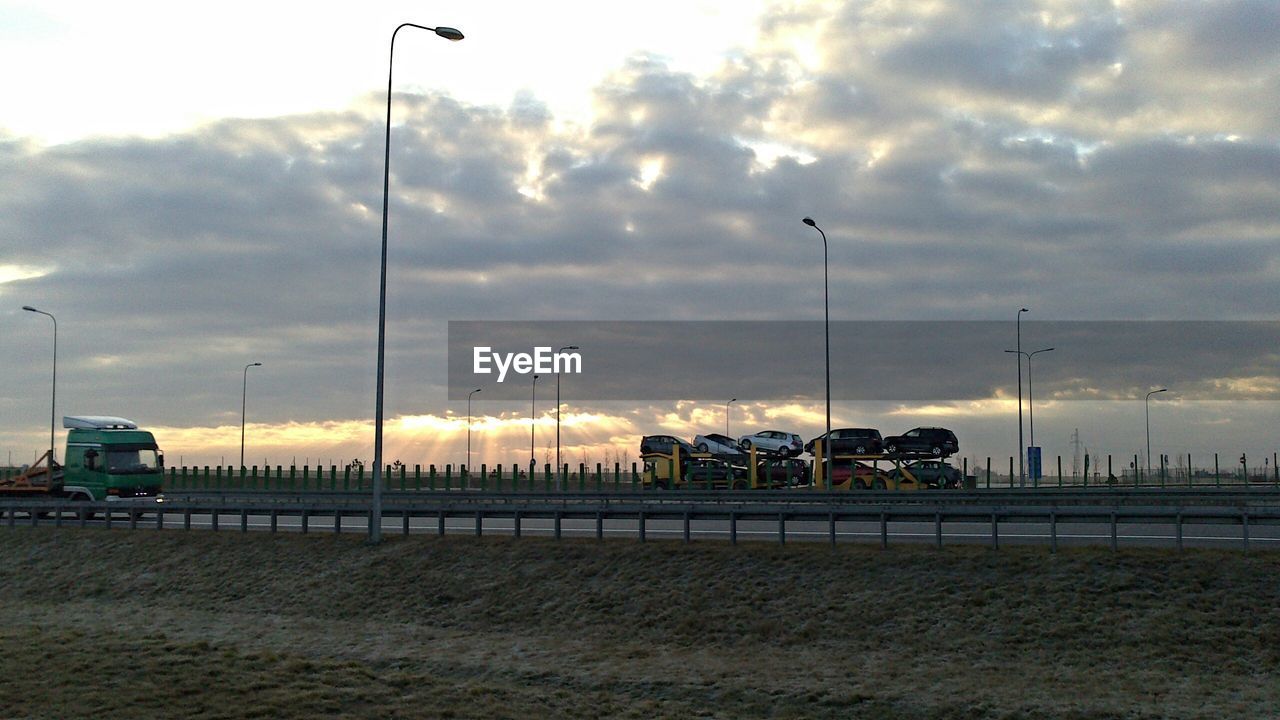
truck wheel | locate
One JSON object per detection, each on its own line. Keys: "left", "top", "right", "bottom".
{"left": 931, "top": 445, "right": 943, "bottom": 456}
{"left": 732, "top": 480, "right": 747, "bottom": 490}
{"left": 885, "top": 444, "right": 898, "bottom": 454}
{"left": 697, "top": 443, "right": 709, "bottom": 452}
{"left": 854, "top": 444, "right": 867, "bottom": 454}
{"left": 872, "top": 479, "right": 887, "bottom": 490}
{"left": 740, "top": 440, "right": 752, "bottom": 451}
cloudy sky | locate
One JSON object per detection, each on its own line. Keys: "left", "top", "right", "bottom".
{"left": 2, "top": 0, "right": 1278, "bottom": 473}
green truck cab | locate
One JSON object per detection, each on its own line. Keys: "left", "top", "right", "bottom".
{"left": 59, "top": 416, "right": 164, "bottom": 501}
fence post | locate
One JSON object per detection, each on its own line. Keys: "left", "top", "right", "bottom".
{"left": 986, "top": 458, "right": 991, "bottom": 489}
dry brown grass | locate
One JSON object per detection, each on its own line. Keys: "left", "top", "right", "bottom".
{"left": 1, "top": 528, "right": 1277, "bottom": 718}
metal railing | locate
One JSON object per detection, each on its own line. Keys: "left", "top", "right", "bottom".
{"left": 3, "top": 495, "right": 1277, "bottom": 553}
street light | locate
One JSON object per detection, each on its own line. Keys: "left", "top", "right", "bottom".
{"left": 467, "top": 387, "right": 481, "bottom": 471}
{"left": 555, "top": 345, "right": 579, "bottom": 485}
{"left": 801, "top": 217, "right": 831, "bottom": 490}
{"left": 1146, "top": 388, "right": 1168, "bottom": 480}
{"left": 1003, "top": 347, "right": 1054, "bottom": 449}
{"left": 370, "top": 22, "right": 464, "bottom": 543}
{"left": 22, "top": 306, "right": 56, "bottom": 469}
{"left": 240, "top": 362, "right": 262, "bottom": 470}
{"left": 725, "top": 398, "right": 737, "bottom": 437}
{"left": 1014, "top": 307, "right": 1029, "bottom": 487}
{"left": 531, "top": 374, "right": 540, "bottom": 468}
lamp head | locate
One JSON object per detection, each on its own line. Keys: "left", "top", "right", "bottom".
{"left": 252, "top": 362, "right": 262, "bottom": 367}
{"left": 802, "top": 217, "right": 817, "bottom": 227}
{"left": 564, "top": 345, "right": 579, "bottom": 350}
{"left": 22, "top": 305, "right": 38, "bottom": 312}
{"left": 473, "top": 388, "right": 482, "bottom": 394}
{"left": 1019, "top": 307, "right": 1029, "bottom": 313}
{"left": 434, "top": 26, "right": 464, "bottom": 41}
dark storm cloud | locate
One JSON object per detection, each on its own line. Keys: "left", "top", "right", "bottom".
{"left": 3, "top": 0, "right": 1279, "bottom": 447}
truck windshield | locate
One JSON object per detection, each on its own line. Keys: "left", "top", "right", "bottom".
{"left": 106, "top": 449, "right": 160, "bottom": 475}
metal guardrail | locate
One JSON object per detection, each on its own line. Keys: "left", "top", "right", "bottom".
{"left": 2, "top": 495, "right": 1277, "bottom": 553}
{"left": 154, "top": 486, "right": 1280, "bottom": 508}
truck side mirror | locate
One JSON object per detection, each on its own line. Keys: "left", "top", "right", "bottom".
{"left": 84, "top": 449, "right": 98, "bottom": 471}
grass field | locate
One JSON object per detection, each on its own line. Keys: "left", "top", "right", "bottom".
{"left": 1, "top": 528, "right": 1277, "bottom": 719}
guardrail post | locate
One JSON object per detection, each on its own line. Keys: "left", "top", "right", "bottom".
{"left": 79, "top": 507, "right": 88, "bottom": 528}
{"left": 683, "top": 511, "right": 691, "bottom": 544}
{"left": 777, "top": 513, "right": 786, "bottom": 545}
{"left": 990, "top": 513, "right": 998, "bottom": 550}
{"left": 155, "top": 508, "right": 163, "bottom": 531}
{"left": 934, "top": 512, "right": 942, "bottom": 548}
{"left": 514, "top": 510, "right": 521, "bottom": 538}
{"left": 183, "top": 508, "right": 191, "bottom": 531}
{"left": 270, "top": 510, "right": 277, "bottom": 534}
{"left": 597, "top": 511, "right": 604, "bottom": 541}
{"left": 1110, "top": 512, "right": 1117, "bottom": 552}
{"left": 730, "top": 511, "right": 738, "bottom": 546}
{"left": 208, "top": 508, "right": 215, "bottom": 532}
{"left": 301, "top": 510, "right": 309, "bottom": 534}
{"left": 1242, "top": 511, "right": 1249, "bottom": 554}
{"left": 402, "top": 509, "right": 409, "bottom": 536}
{"left": 1175, "top": 512, "right": 1183, "bottom": 552}
{"left": 475, "top": 510, "right": 482, "bottom": 537}
{"left": 240, "top": 509, "right": 248, "bottom": 533}
{"left": 880, "top": 512, "right": 888, "bottom": 549}
{"left": 128, "top": 509, "right": 138, "bottom": 530}
{"left": 638, "top": 511, "right": 645, "bottom": 543}
{"left": 554, "top": 510, "right": 562, "bottom": 540}
{"left": 334, "top": 510, "right": 341, "bottom": 534}
{"left": 829, "top": 512, "right": 837, "bottom": 547}
{"left": 1049, "top": 511, "right": 1057, "bottom": 554}
{"left": 438, "top": 509, "right": 445, "bottom": 536}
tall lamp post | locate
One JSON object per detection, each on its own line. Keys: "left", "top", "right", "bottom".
{"left": 22, "top": 306, "right": 56, "bottom": 468}
{"left": 240, "top": 362, "right": 262, "bottom": 470}
{"left": 1145, "top": 388, "right": 1168, "bottom": 480}
{"left": 530, "top": 375, "right": 540, "bottom": 468}
{"left": 1003, "top": 347, "right": 1054, "bottom": 448}
{"left": 555, "top": 344, "right": 579, "bottom": 485}
{"left": 801, "top": 217, "right": 831, "bottom": 489}
{"left": 467, "top": 387, "right": 481, "bottom": 470}
{"left": 1014, "top": 307, "right": 1029, "bottom": 487}
{"left": 725, "top": 398, "right": 737, "bottom": 437}
{"left": 370, "top": 22, "right": 464, "bottom": 543}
